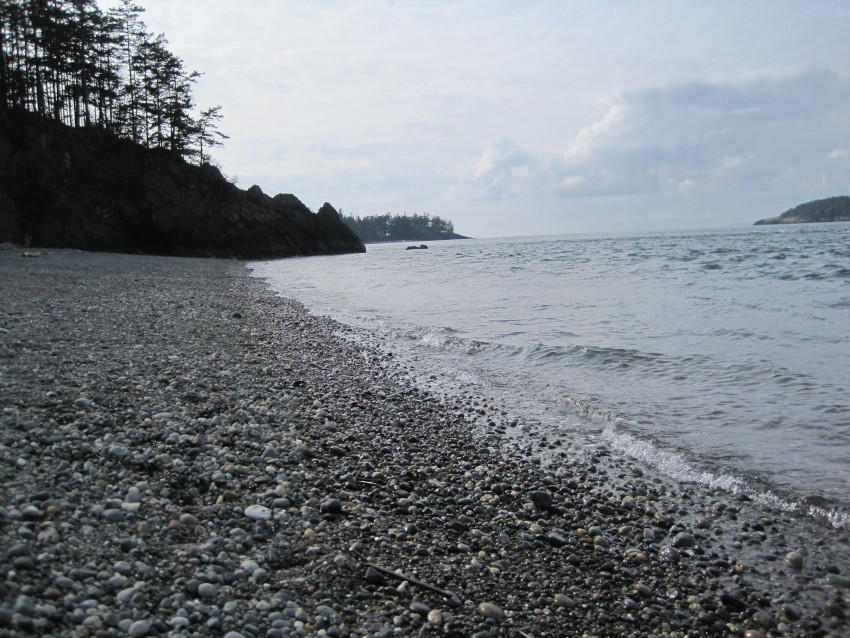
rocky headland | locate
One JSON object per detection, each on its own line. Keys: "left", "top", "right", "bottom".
{"left": 0, "top": 110, "right": 364, "bottom": 259}
{"left": 755, "top": 197, "right": 850, "bottom": 225}
{"left": 1, "top": 248, "right": 849, "bottom": 638}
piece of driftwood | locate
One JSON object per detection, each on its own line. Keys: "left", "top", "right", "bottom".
{"left": 359, "top": 558, "right": 462, "bottom": 607}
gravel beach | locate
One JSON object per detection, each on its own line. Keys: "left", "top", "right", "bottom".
{"left": 1, "top": 247, "right": 848, "bottom": 638}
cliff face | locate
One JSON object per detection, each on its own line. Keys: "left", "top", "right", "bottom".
{"left": 0, "top": 110, "right": 365, "bottom": 259}
{"left": 755, "top": 196, "right": 850, "bottom": 225}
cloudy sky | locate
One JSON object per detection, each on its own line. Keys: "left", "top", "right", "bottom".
{"left": 103, "top": 1, "right": 850, "bottom": 237}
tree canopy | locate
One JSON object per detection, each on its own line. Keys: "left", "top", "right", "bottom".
{"left": 754, "top": 196, "right": 850, "bottom": 225}
{"left": 0, "top": 0, "right": 225, "bottom": 164}
{"left": 342, "top": 212, "right": 467, "bottom": 243}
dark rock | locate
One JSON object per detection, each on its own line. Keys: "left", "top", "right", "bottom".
{"left": 364, "top": 567, "right": 386, "bottom": 585}
{"left": 0, "top": 109, "right": 365, "bottom": 259}
{"left": 320, "top": 498, "right": 344, "bottom": 515}
{"left": 530, "top": 490, "right": 554, "bottom": 510}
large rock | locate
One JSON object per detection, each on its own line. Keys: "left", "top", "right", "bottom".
{"left": 0, "top": 109, "right": 365, "bottom": 259}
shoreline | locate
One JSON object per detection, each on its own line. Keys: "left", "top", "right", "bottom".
{"left": 1, "top": 248, "right": 848, "bottom": 637}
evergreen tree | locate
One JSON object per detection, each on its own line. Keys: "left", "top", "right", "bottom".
{"left": 0, "top": 0, "right": 225, "bottom": 162}
{"left": 195, "top": 104, "right": 228, "bottom": 165}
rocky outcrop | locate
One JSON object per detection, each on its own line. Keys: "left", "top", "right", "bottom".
{"left": 0, "top": 109, "right": 365, "bottom": 258}
{"left": 755, "top": 196, "right": 850, "bottom": 225}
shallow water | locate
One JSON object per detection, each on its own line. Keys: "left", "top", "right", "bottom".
{"left": 252, "top": 223, "right": 850, "bottom": 527}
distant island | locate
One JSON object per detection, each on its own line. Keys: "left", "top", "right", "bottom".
{"left": 342, "top": 213, "right": 469, "bottom": 243}
{"left": 754, "top": 196, "right": 850, "bottom": 225}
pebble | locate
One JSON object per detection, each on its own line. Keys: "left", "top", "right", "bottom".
{"left": 826, "top": 573, "right": 850, "bottom": 588}
{"left": 244, "top": 504, "right": 272, "bottom": 520}
{"left": 197, "top": 583, "right": 218, "bottom": 598}
{"left": 320, "top": 498, "right": 344, "bottom": 514}
{"left": 476, "top": 602, "right": 506, "bottom": 620}
{"left": 673, "top": 531, "right": 696, "bottom": 548}
{"left": 128, "top": 620, "right": 150, "bottom": 636}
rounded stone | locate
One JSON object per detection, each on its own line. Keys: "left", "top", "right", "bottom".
{"left": 476, "top": 602, "right": 505, "bottom": 620}
{"left": 244, "top": 504, "right": 271, "bottom": 521}
{"left": 320, "top": 498, "right": 343, "bottom": 514}
{"left": 826, "top": 573, "right": 850, "bottom": 588}
{"left": 179, "top": 513, "right": 198, "bottom": 526}
{"left": 197, "top": 582, "right": 218, "bottom": 598}
{"left": 554, "top": 594, "right": 576, "bottom": 608}
{"left": 784, "top": 551, "right": 804, "bottom": 569}
{"left": 103, "top": 509, "right": 125, "bottom": 522}
{"left": 673, "top": 532, "right": 696, "bottom": 548}
{"left": 128, "top": 620, "right": 150, "bottom": 637}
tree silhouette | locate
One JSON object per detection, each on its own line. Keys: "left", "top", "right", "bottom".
{"left": 0, "top": 0, "right": 225, "bottom": 163}
{"left": 342, "top": 213, "right": 463, "bottom": 243}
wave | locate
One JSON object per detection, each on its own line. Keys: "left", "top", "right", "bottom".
{"left": 601, "top": 422, "right": 850, "bottom": 529}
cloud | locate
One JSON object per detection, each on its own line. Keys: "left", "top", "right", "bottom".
{"left": 457, "top": 68, "right": 850, "bottom": 201}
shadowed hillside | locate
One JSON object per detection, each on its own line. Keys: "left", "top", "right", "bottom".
{"left": 0, "top": 110, "right": 364, "bottom": 258}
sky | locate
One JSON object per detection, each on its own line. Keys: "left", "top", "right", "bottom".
{"left": 99, "top": 1, "right": 850, "bottom": 238}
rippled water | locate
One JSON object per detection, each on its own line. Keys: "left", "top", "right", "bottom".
{"left": 252, "top": 223, "right": 850, "bottom": 526}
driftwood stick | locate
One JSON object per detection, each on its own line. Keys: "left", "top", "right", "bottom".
{"left": 361, "top": 559, "right": 462, "bottom": 606}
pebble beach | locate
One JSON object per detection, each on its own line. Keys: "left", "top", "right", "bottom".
{"left": 1, "top": 247, "right": 848, "bottom": 638}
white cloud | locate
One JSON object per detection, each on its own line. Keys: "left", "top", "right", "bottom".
{"left": 456, "top": 69, "right": 850, "bottom": 204}
{"left": 829, "top": 149, "right": 849, "bottom": 160}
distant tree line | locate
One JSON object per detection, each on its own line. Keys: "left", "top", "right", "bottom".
{"left": 342, "top": 212, "right": 466, "bottom": 243}
{"left": 0, "top": 0, "right": 227, "bottom": 163}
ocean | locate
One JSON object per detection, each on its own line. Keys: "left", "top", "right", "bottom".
{"left": 250, "top": 223, "right": 850, "bottom": 528}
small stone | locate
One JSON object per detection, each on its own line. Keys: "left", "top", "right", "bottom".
{"left": 179, "top": 513, "right": 198, "bottom": 526}
{"left": 316, "top": 604, "right": 337, "bottom": 618}
{"left": 427, "top": 609, "right": 443, "bottom": 625}
{"left": 108, "top": 445, "right": 127, "bottom": 458}
{"left": 554, "top": 594, "right": 576, "bottom": 608}
{"left": 409, "top": 601, "right": 431, "bottom": 615}
{"left": 21, "top": 505, "right": 40, "bottom": 520}
{"left": 197, "top": 582, "right": 218, "bottom": 598}
{"left": 54, "top": 575, "right": 75, "bottom": 590}
{"left": 784, "top": 551, "right": 804, "bottom": 569}
{"left": 826, "top": 573, "right": 850, "bottom": 588}
{"left": 103, "top": 509, "right": 124, "bottom": 522}
{"left": 364, "top": 566, "right": 386, "bottom": 585}
{"left": 547, "top": 532, "right": 567, "bottom": 547}
{"left": 14, "top": 594, "right": 35, "bottom": 616}
{"left": 476, "top": 602, "right": 505, "bottom": 620}
{"left": 752, "top": 610, "right": 776, "bottom": 629}
{"left": 244, "top": 504, "right": 271, "bottom": 521}
{"left": 530, "top": 490, "right": 553, "bottom": 510}
{"left": 673, "top": 532, "right": 696, "bottom": 548}
{"left": 634, "top": 582, "right": 653, "bottom": 598}
{"left": 320, "top": 498, "right": 343, "bottom": 515}
{"left": 128, "top": 620, "right": 150, "bottom": 637}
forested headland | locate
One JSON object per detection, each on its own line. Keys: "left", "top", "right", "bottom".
{"left": 0, "top": 0, "right": 364, "bottom": 258}
{"left": 755, "top": 196, "right": 850, "bottom": 225}
{"left": 342, "top": 213, "right": 468, "bottom": 243}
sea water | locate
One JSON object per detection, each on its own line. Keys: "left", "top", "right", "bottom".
{"left": 251, "top": 223, "right": 850, "bottom": 527}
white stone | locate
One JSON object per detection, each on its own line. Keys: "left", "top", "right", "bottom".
{"left": 243, "top": 504, "right": 271, "bottom": 520}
